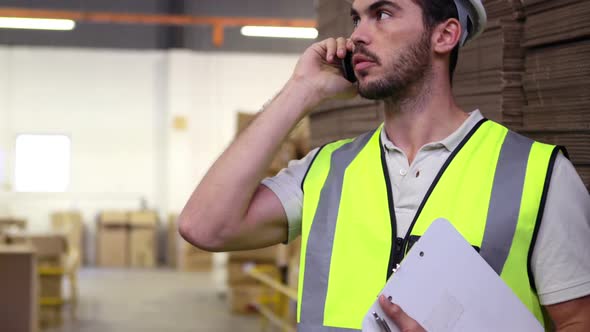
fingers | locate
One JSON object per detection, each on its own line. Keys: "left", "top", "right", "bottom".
{"left": 325, "top": 38, "right": 336, "bottom": 62}
{"left": 346, "top": 38, "right": 355, "bottom": 53}
{"left": 323, "top": 37, "right": 352, "bottom": 62}
{"left": 336, "top": 37, "right": 347, "bottom": 58}
{"left": 378, "top": 295, "right": 425, "bottom": 332}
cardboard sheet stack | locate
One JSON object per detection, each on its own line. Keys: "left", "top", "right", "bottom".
{"left": 316, "top": 0, "right": 353, "bottom": 41}
{"left": 521, "top": 0, "right": 590, "bottom": 190}
{"left": 309, "top": 97, "right": 384, "bottom": 148}
{"left": 521, "top": 0, "right": 589, "bottom": 47}
{"left": 453, "top": 0, "right": 525, "bottom": 127}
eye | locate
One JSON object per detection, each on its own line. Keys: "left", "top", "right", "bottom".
{"left": 376, "top": 10, "right": 392, "bottom": 21}
{"left": 352, "top": 16, "right": 360, "bottom": 28}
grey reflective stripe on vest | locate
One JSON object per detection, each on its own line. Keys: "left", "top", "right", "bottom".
{"left": 480, "top": 131, "right": 534, "bottom": 275}
{"left": 299, "top": 131, "right": 375, "bottom": 330}
{"left": 297, "top": 322, "right": 361, "bottom": 331}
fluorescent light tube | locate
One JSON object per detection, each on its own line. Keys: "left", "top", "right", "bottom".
{"left": 0, "top": 17, "right": 75, "bottom": 31}
{"left": 241, "top": 26, "right": 318, "bottom": 39}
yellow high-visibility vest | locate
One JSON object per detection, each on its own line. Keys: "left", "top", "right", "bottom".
{"left": 297, "top": 119, "right": 562, "bottom": 331}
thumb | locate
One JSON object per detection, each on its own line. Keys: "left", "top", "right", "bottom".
{"left": 378, "top": 295, "right": 425, "bottom": 332}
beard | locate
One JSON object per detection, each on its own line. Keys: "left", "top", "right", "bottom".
{"left": 356, "top": 32, "right": 432, "bottom": 101}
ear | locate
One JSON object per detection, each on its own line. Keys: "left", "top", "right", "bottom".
{"left": 431, "top": 18, "right": 461, "bottom": 55}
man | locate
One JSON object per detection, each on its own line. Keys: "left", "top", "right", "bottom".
{"left": 179, "top": 0, "right": 590, "bottom": 330}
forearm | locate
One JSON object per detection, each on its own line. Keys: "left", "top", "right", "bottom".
{"left": 547, "top": 295, "right": 590, "bottom": 332}
{"left": 557, "top": 326, "right": 586, "bottom": 331}
{"left": 555, "top": 316, "right": 590, "bottom": 332}
{"left": 179, "top": 77, "right": 321, "bottom": 248}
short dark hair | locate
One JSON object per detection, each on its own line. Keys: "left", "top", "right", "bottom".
{"left": 412, "top": 0, "right": 460, "bottom": 82}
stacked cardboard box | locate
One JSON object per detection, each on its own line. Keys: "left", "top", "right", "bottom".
{"left": 0, "top": 217, "right": 26, "bottom": 234}
{"left": 7, "top": 233, "right": 67, "bottom": 268}
{"left": 228, "top": 282, "right": 268, "bottom": 314}
{"left": 227, "top": 260, "right": 280, "bottom": 314}
{"left": 96, "top": 211, "right": 129, "bottom": 267}
{"left": 226, "top": 242, "right": 302, "bottom": 314}
{"left": 51, "top": 211, "right": 83, "bottom": 267}
{"left": 0, "top": 244, "right": 37, "bottom": 332}
{"left": 5, "top": 232, "right": 68, "bottom": 329}
{"left": 29, "top": 234, "right": 68, "bottom": 329}
{"left": 167, "top": 214, "right": 178, "bottom": 268}
{"left": 169, "top": 214, "right": 213, "bottom": 271}
{"left": 521, "top": 0, "right": 590, "bottom": 190}
{"left": 128, "top": 211, "right": 158, "bottom": 268}
{"left": 229, "top": 246, "right": 279, "bottom": 263}
{"left": 226, "top": 244, "right": 301, "bottom": 316}
{"left": 177, "top": 242, "right": 213, "bottom": 271}
{"left": 96, "top": 210, "right": 161, "bottom": 268}
{"left": 225, "top": 233, "right": 280, "bottom": 314}
{"left": 453, "top": 0, "right": 525, "bottom": 127}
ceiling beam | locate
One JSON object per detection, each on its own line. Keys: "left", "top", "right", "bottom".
{"left": 158, "top": 0, "right": 185, "bottom": 49}
{"left": 0, "top": 7, "right": 317, "bottom": 47}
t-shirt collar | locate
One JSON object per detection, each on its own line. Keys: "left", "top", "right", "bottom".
{"left": 380, "top": 110, "right": 485, "bottom": 153}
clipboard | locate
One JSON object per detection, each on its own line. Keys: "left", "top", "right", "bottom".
{"left": 362, "top": 218, "right": 543, "bottom": 332}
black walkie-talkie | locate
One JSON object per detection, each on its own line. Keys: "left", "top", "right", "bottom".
{"left": 341, "top": 51, "right": 357, "bottom": 83}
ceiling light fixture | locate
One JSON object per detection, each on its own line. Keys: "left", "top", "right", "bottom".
{"left": 240, "top": 26, "right": 318, "bottom": 39}
{"left": 0, "top": 17, "right": 75, "bottom": 31}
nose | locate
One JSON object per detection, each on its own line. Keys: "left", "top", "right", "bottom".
{"left": 350, "top": 20, "right": 371, "bottom": 46}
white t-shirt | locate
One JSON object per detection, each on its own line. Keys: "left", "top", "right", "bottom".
{"left": 262, "top": 110, "right": 590, "bottom": 306}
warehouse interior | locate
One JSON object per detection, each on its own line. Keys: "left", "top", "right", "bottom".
{"left": 0, "top": 0, "right": 588, "bottom": 331}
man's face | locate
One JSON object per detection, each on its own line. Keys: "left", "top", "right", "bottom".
{"left": 350, "top": 0, "right": 433, "bottom": 100}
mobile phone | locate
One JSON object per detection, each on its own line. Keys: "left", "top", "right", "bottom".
{"left": 341, "top": 51, "right": 357, "bottom": 83}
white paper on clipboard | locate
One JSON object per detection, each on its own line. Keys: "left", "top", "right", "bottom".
{"left": 362, "top": 218, "right": 543, "bottom": 332}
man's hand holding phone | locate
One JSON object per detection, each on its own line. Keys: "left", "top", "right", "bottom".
{"left": 289, "top": 37, "right": 357, "bottom": 108}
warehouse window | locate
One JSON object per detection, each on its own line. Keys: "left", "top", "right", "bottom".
{"left": 15, "top": 134, "right": 71, "bottom": 192}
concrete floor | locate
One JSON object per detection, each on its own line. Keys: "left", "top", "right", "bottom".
{"left": 47, "top": 268, "right": 263, "bottom": 332}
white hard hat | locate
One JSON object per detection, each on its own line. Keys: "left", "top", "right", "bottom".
{"left": 453, "top": 0, "right": 487, "bottom": 46}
